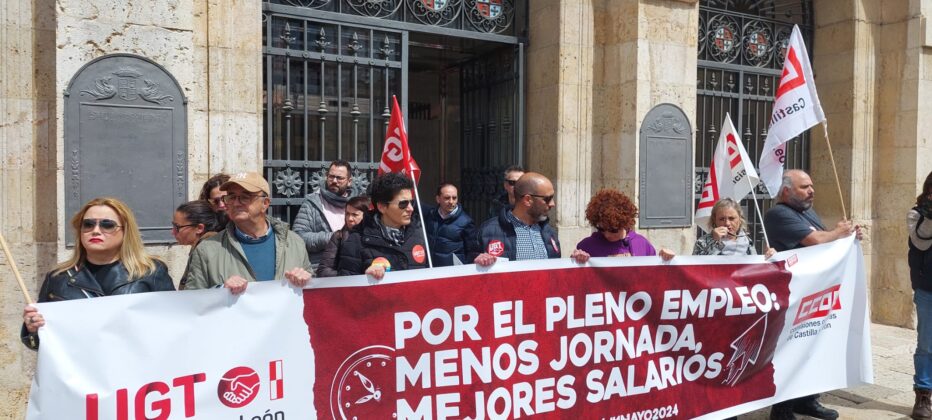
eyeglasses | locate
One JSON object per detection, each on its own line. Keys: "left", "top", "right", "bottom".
{"left": 172, "top": 223, "right": 196, "bottom": 232}
{"left": 81, "top": 218, "right": 122, "bottom": 234}
{"left": 388, "top": 199, "right": 413, "bottom": 209}
{"left": 327, "top": 174, "right": 347, "bottom": 181}
{"left": 597, "top": 226, "right": 622, "bottom": 234}
{"left": 505, "top": 179, "right": 518, "bottom": 186}
{"left": 221, "top": 194, "right": 267, "bottom": 205}
{"left": 527, "top": 194, "right": 555, "bottom": 204}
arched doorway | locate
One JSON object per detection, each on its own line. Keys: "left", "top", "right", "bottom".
{"left": 696, "top": 0, "right": 814, "bottom": 251}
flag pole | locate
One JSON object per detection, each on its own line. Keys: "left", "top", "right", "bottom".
{"left": 408, "top": 170, "right": 434, "bottom": 268}
{"left": 744, "top": 177, "right": 771, "bottom": 249}
{"left": 0, "top": 231, "right": 35, "bottom": 305}
{"left": 822, "top": 122, "right": 849, "bottom": 221}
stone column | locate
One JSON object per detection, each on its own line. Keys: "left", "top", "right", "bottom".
{"left": 194, "top": 0, "right": 263, "bottom": 185}
{"left": 526, "top": 0, "right": 595, "bottom": 251}
{"left": 0, "top": 0, "right": 57, "bottom": 415}
{"left": 812, "top": 0, "right": 932, "bottom": 328}
{"left": 590, "top": 0, "right": 699, "bottom": 253}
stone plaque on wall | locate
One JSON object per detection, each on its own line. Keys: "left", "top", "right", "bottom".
{"left": 64, "top": 54, "right": 187, "bottom": 244}
{"left": 638, "top": 103, "right": 693, "bottom": 228}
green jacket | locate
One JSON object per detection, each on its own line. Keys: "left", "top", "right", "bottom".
{"left": 182, "top": 217, "right": 311, "bottom": 290}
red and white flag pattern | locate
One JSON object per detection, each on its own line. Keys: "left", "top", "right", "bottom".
{"left": 695, "top": 113, "right": 760, "bottom": 231}
{"left": 759, "top": 25, "right": 825, "bottom": 197}
{"left": 378, "top": 96, "right": 421, "bottom": 183}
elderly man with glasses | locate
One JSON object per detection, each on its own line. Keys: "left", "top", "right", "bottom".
{"left": 184, "top": 172, "right": 312, "bottom": 293}
{"left": 293, "top": 160, "right": 356, "bottom": 267}
{"left": 475, "top": 172, "right": 589, "bottom": 266}
{"left": 337, "top": 172, "right": 428, "bottom": 279}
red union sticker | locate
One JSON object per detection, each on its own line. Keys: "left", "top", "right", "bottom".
{"left": 412, "top": 244, "right": 426, "bottom": 264}
{"left": 793, "top": 284, "right": 842, "bottom": 325}
{"left": 787, "top": 254, "right": 798, "bottom": 267}
{"left": 487, "top": 240, "right": 504, "bottom": 256}
{"left": 551, "top": 237, "right": 560, "bottom": 253}
{"left": 217, "top": 366, "right": 260, "bottom": 408}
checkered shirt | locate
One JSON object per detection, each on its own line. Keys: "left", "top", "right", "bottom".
{"left": 505, "top": 211, "right": 549, "bottom": 260}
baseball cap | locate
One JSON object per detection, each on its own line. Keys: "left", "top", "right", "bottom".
{"left": 221, "top": 172, "right": 270, "bottom": 196}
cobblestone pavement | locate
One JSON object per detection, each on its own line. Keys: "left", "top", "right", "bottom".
{"left": 736, "top": 323, "right": 915, "bottom": 420}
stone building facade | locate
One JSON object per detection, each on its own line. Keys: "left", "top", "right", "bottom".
{"left": 1, "top": 0, "right": 930, "bottom": 415}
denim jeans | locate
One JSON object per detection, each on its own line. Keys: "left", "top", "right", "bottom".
{"left": 915, "top": 288, "right": 932, "bottom": 390}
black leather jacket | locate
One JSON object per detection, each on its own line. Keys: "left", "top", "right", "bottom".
{"left": 21, "top": 260, "right": 175, "bottom": 350}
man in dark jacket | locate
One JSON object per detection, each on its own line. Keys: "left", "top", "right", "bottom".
{"left": 338, "top": 173, "right": 428, "bottom": 279}
{"left": 489, "top": 165, "right": 525, "bottom": 218}
{"left": 424, "top": 183, "right": 478, "bottom": 266}
{"left": 475, "top": 172, "right": 589, "bottom": 266}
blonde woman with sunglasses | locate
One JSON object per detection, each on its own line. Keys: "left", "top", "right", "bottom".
{"left": 21, "top": 197, "right": 175, "bottom": 350}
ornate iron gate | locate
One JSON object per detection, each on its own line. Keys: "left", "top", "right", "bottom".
{"left": 460, "top": 44, "right": 524, "bottom": 219}
{"left": 262, "top": 0, "right": 526, "bottom": 225}
{"left": 696, "top": 0, "right": 813, "bottom": 252}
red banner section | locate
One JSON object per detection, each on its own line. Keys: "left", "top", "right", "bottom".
{"left": 305, "top": 262, "right": 791, "bottom": 419}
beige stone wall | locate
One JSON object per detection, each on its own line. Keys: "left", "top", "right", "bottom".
{"left": 812, "top": 0, "right": 931, "bottom": 327}
{"left": 527, "top": 0, "right": 698, "bottom": 253}
{"left": 0, "top": 0, "right": 261, "bottom": 415}
{"left": 591, "top": 0, "right": 698, "bottom": 252}
{"left": 527, "top": 0, "right": 595, "bottom": 249}
{"left": 0, "top": 2, "right": 56, "bottom": 416}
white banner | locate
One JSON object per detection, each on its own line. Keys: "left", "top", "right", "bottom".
{"left": 27, "top": 237, "right": 871, "bottom": 419}
{"left": 27, "top": 282, "right": 316, "bottom": 420}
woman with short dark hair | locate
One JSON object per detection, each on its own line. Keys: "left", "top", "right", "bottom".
{"left": 337, "top": 173, "right": 428, "bottom": 279}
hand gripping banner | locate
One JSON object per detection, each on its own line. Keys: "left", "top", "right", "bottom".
{"left": 27, "top": 237, "right": 871, "bottom": 419}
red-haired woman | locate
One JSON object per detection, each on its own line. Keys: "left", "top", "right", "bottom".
{"left": 576, "top": 189, "right": 675, "bottom": 260}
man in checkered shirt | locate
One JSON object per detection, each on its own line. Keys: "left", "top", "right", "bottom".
{"left": 474, "top": 172, "right": 589, "bottom": 266}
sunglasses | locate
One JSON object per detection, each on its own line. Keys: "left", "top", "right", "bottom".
{"left": 221, "top": 194, "right": 267, "bottom": 205}
{"left": 388, "top": 199, "right": 413, "bottom": 210}
{"left": 172, "top": 222, "right": 196, "bottom": 232}
{"left": 81, "top": 218, "right": 122, "bottom": 234}
{"left": 597, "top": 227, "right": 622, "bottom": 234}
{"left": 528, "top": 194, "right": 555, "bottom": 204}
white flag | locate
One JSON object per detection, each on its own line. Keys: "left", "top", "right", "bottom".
{"left": 695, "top": 113, "right": 761, "bottom": 231}
{"left": 759, "top": 25, "right": 825, "bottom": 197}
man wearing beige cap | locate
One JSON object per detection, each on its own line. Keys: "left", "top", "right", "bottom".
{"left": 183, "top": 171, "right": 312, "bottom": 293}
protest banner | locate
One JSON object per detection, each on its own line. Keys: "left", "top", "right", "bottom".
{"left": 27, "top": 237, "right": 870, "bottom": 419}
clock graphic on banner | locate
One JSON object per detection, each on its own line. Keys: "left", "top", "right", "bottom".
{"left": 330, "top": 345, "right": 397, "bottom": 419}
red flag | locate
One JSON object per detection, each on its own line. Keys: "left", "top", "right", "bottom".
{"left": 378, "top": 96, "right": 420, "bottom": 183}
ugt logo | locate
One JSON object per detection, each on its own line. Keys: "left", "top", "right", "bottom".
{"left": 84, "top": 360, "right": 284, "bottom": 419}
{"left": 793, "top": 284, "right": 842, "bottom": 325}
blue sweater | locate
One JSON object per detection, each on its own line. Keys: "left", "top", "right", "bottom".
{"left": 234, "top": 225, "right": 277, "bottom": 281}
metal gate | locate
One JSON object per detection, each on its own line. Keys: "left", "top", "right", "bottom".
{"left": 460, "top": 44, "right": 524, "bottom": 219}
{"left": 696, "top": 0, "right": 813, "bottom": 252}
{"left": 262, "top": 0, "right": 527, "bottom": 225}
